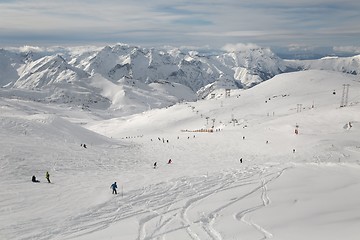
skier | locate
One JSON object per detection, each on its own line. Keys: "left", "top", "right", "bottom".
{"left": 168, "top": 159, "right": 172, "bottom": 164}
{"left": 240, "top": 158, "right": 243, "bottom": 163}
{"left": 153, "top": 162, "right": 157, "bottom": 169}
{"left": 45, "top": 171, "right": 51, "bottom": 183}
{"left": 32, "top": 175, "right": 40, "bottom": 183}
{"left": 110, "top": 182, "right": 118, "bottom": 194}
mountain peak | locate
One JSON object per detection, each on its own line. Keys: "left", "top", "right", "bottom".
{"left": 12, "top": 54, "right": 89, "bottom": 89}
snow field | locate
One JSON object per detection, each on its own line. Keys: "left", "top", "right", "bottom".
{"left": 0, "top": 69, "right": 360, "bottom": 239}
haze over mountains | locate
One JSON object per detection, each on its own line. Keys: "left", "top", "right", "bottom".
{"left": 1, "top": 44, "right": 359, "bottom": 116}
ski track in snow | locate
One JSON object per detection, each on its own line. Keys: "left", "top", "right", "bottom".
{"left": 234, "top": 168, "right": 287, "bottom": 239}
{"left": 15, "top": 165, "right": 287, "bottom": 240}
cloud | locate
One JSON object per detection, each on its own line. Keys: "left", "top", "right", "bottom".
{"left": 189, "top": 30, "right": 270, "bottom": 37}
{"left": 286, "top": 44, "right": 316, "bottom": 52}
{"left": 333, "top": 46, "right": 360, "bottom": 54}
{"left": 0, "top": 0, "right": 360, "bottom": 49}
{"left": 18, "top": 45, "right": 44, "bottom": 52}
{"left": 221, "top": 43, "right": 262, "bottom": 52}
{"left": 173, "top": 18, "right": 212, "bottom": 26}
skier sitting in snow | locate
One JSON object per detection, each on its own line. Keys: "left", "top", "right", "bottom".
{"left": 32, "top": 175, "right": 40, "bottom": 183}
{"left": 110, "top": 182, "right": 118, "bottom": 194}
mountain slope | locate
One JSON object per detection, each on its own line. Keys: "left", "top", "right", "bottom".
{"left": 12, "top": 54, "right": 89, "bottom": 89}
{"left": 0, "top": 49, "right": 23, "bottom": 87}
{"left": 1, "top": 69, "right": 360, "bottom": 240}
{"left": 287, "top": 55, "right": 360, "bottom": 75}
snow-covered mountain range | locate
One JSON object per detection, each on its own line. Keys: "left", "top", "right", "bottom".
{"left": 1, "top": 44, "right": 359, "bottom": 115}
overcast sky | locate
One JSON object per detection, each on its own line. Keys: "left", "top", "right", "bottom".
{"left": 1, "top": 0, "right": 360, "bottom": 53}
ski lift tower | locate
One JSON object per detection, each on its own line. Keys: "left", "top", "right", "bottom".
{"left": 340, "top": 84, "right": 350, "bottom": 107}
{"left": 212, "top": 118, "right": 216, "bottom": 128}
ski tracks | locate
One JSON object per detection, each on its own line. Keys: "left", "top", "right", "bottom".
{"left": 136, "top": 166, "right": 289, "bottom": 240}
{"left": 33, "top": 165, "right": 289, "bottom": 240}
{"left": 234, "top": 167, "right": 288, "bottom": 239}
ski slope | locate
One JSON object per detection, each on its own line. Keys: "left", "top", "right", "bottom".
{"left": 1, "top": 70, "right": 360, "bottom": 240}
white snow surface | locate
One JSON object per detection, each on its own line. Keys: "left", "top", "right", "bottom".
{"left": 1, "top": 69, "right": 360, "bottom": 240}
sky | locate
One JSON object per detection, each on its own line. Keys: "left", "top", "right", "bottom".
{"left": 1, "top": 0, "right": 360, "bottom": 54}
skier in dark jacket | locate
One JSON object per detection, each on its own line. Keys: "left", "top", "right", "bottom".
{"left": 45, "top": 171, "right": 51, "bottom": 183}
{"left": 32, "top": 175, "right": 40, "bottom": 183}
{"left": 110, "top": 182, "right": 118, "bottom": 194}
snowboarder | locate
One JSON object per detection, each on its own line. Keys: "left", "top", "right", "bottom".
{"left": 153, "top": 162, "right": 157, "bottom": 169}
{"left": 45, "top": 171, "right": 51, "bottom": 183}
{"left": 110, "top": 182, "right": 118, "bottom": 194}
{"left": 168, "top": 159, "right": 172, "bottom": 164}
{"left": 32, "top": 175, "right": 40, "bottom": 183}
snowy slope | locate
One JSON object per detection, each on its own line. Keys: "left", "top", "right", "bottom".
{"left": 217, "top": 47, "right": 287, "bottom": 87}
{"left": 12, "top": 54, "right": 89, "bottom": 89}
{"left": 1, "top": 69, "right": 359, "bottom": 240}
{"left": 287, "top": 54, "right": 360, "bottom": 75}
{"left": 78, "top": 74, "right": 197, "bottom": 115}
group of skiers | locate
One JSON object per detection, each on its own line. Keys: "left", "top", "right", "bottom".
{"left": 31, "top": 170, "right": 118, "bottom": 196}
{"left": 31, "top": 171, "right": 51, "bottom": 183}
{"left": 153, "top": 158, "right": 172, "bottom": 169}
